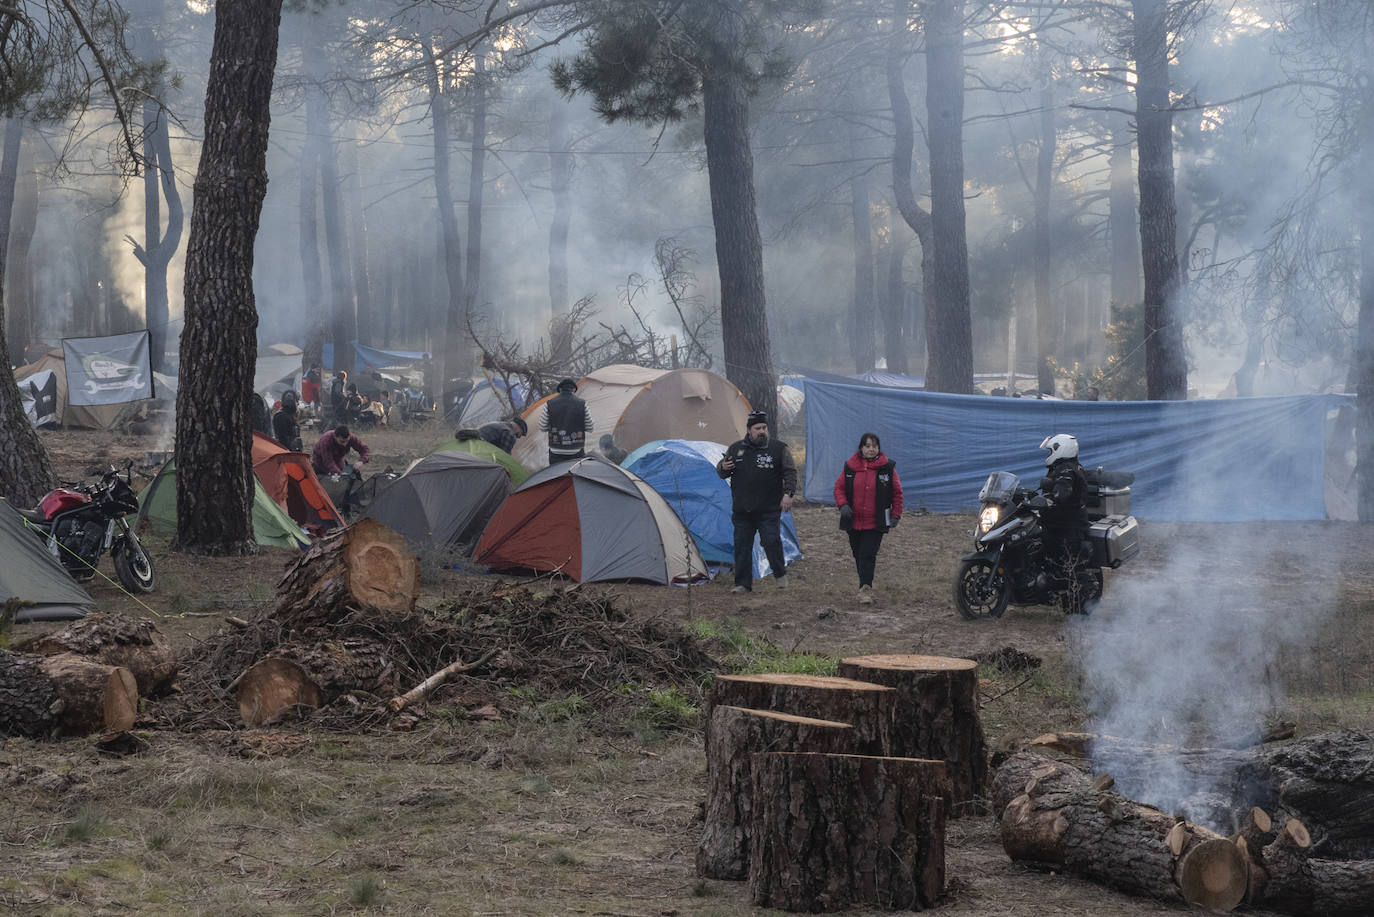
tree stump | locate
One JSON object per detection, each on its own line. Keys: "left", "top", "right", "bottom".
{"left": 273, "top": 518, "right": 420, "bottom": 632}
{"left": 749, "top": 752, "right": 947, "bottom": 912}
{"left": 698, "top": 706, "right": 856, "bottom": 880}
{"left": 836, "top": 653, "right": 988, "bottom": 812}
{"left": 706, "top": 673, "right": 895, "bottom": 755}
{"left": 0, "top": 649, "right": 139, "bottom": 737}
{"left": 236, "top": 658, "right": 324, "bottom": 726}
{"left": 13, "top": 613, "right": 178, "bottom": 697}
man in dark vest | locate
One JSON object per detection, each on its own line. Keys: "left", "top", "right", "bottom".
{"left": 540, "top": 377, "right": 593, "bottom": 466}
{"left": 716, "top": 410, "right": 798, "bottom": 593}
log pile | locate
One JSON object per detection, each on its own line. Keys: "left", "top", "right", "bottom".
{"left": 14, "top": 613, "right": 178, "bottom": 697}
{"left": 993, "top": 730, "right": 1374, "bottom": 915}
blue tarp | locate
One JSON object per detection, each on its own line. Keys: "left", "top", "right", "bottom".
{"left": 352, "top": 342, "right": 427, "bottom": 371}
{"left": 802, "top": 380, "right": 1351, "bottom": 521}
{"left": 624, "top": 439, "right": 803, "bottom": 578}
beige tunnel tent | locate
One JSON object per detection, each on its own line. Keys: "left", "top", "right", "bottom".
{"left": 513, "top": 365, "right": 751, "bottom": 472}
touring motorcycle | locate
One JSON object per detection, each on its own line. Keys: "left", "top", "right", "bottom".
{"left": 18, "top": 461, "right": 157, "bottom": 593}
{"left": 953, "top": 467, "right": 1138, "bottom": 619}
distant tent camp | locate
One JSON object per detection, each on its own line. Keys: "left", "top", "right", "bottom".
{"left": 455, "top": 378, "right": 529, "bottom": 429}
{"left": 363, "top": 451, "right": 511, "bottom": 552}
{"left": 0, "top": 498, "right": 93, "bottom": 623}
{"left": 12, "top": 349, "right": 142, "bottom": 430}
{"left": 513, "top": 365, "right": 751, "bottom": 472}
{"left": 622, "top": 439, "right": 802, "bottom": 578}
{"left": 255, "top": 345, "right": 303, "bottom": 401}
{"left": 428, "top": 435, "right": 530, "bottom": 485}
{"left": 137, "top": 460, "right": 310, "bottom": 549}
{"left": 251, "top": 432, "right": 344, "bottom": 531}
{"left": 475, "top": 455, "right": 706, "bottom": 584}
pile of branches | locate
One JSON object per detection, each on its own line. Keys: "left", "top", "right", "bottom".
{"left": 157, "top": 582, "right": 718, "bottom": 731}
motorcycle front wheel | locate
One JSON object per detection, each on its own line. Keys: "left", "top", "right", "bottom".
{"left": 114, "top": 535, "right": 157, "bottom": 594}
{"left": 954, "top": 558, "right": 1010, "bottom": 620}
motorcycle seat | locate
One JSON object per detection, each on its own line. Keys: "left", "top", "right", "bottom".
{"left": 15, "top": 507, "right": 47, "bottom": 524}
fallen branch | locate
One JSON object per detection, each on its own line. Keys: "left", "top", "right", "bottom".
{"left": 388, "top": 647, "right": 499, "bottom": 712}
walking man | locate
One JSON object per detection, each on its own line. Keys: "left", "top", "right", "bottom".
{"left": 541, "top": 378, "right": 593, "bottom": 466}
{"left": 716, "top": 410, "right": 797, "bottom": 593}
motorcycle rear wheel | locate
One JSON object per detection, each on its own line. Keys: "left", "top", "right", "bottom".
{"left": 954, "top": 558, "right": 1010, "bottom": 620}
{"left": 114, "top": 537, "right": 156, "bottom": 594}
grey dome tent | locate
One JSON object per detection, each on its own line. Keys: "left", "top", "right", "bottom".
{"left": 0, "top": 499, "right": 93, "bottom": 623}
{"left": 362, "top": 451, "right": 512, "bottom": 552}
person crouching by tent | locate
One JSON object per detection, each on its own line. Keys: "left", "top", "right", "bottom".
{"left": 717, "top": 410, "right": 797, "bottom": 593}
{"left": 311, "top": 424, "right": 371, "bottom": 515}
{"left": 541, "top": 377, "right": 593, "bottom": 466}
{"left": 834, "top": 432, "right": 903, "bottom": 605}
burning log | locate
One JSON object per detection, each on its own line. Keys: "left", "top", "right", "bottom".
{"left": 749, "top": 752, "right": 947, "bottom": 912}
{"left": 13, "top": 613, "right": 178, "bottom": 697}
{"left": 0, "top": 649, "right": 139, "bottom": 737}
{"left": 836, "top": 653, "right": 988, "bottom": 812}
{"left": 272, "top": 518, "right": 420, "bottom": 632}
{"left": 706, "top": 673, "right": 895, "bottom": 756}
{"left": 698, "top": 706, "right": 857, "bottom": 880}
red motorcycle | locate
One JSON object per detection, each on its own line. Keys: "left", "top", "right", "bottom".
{"left": 18, "top": 462, "right": 157, "bottom": 593}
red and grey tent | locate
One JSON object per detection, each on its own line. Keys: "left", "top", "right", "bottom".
{"left": 474, "top": 455, "right": 706, "bottom": 584}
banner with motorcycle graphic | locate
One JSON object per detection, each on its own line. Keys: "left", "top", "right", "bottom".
{"left": 62, "top": 331, "right": 155, "bottom": 406}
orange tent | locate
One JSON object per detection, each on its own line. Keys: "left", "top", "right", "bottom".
{"left": 251, "top": 432, "right": 344, "bottom": 531}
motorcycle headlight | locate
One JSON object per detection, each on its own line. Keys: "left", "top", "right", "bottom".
{"left": 978, "top": 505, "right": 1000, "bottom": 534}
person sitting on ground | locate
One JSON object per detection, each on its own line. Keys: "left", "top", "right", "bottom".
{"left": 376, "top": 390, "right": 393, "bottom": 425}
{"left": 311, "top": 423, "right": 370, "bottom": 477}
{"left": 598, "top": 433, "right": 628, "bottom": 464}
{"left": 272, "top": 390, "right": 303, "bottom": 452}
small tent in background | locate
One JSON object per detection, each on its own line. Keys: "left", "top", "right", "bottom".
{"left": 0, "top": 499, "right": 93, "bottom": 623}
{"left": 428, "top": 435, "right": 530, "bottom": 485}
{"left": 455, "top": 378, "right": 529, "bottom": 428}
{"left": 622, "top": 439, "right": 802, "bottom": 578}
{"left": 513, "top": 365, "right": 751, "bottom": 472}
{"left": 475, "top": 455, "right": 706, "bottom": 584}
{"left": 363, "top": 451, "right": 511, "bottom": 552}
{"left": 251, "top": 432, "right": 344, "bottom": 531}
{"left": 137, "top": 460, "right": 310, "bottom": 549}
{"left": 255, "top": 344, "right": 303, "bottom": 402}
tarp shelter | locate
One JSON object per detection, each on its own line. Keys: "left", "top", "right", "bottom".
{"left": 622, "top": 439, "right": 802, "bottom": 578}
{"left": 475, "top": 455, "right": 706, "bottom": 584}
{"left": 13, "top": 349, "right": 142, "bottom": 429}
{"left": 254, "top": 349, "right": 303, "bottom": 400}
{"left": 801, "top": 378, "right": 1353, "bottom": 521}
{"left": 428, "top": 436, "right": 531, "bottom": 485}
{"left": 137, "top": 460, "right": 310, "bottom": 549}
{"left": 351, "top": 342, "right": 427, "bottom": 372}
{"left": 513, "top": 365, "right": 751, "bottom": 472}
{"left": 363, "top": 451, "right": 511, "bottom": 552}
{"left": 0, "top": 498, "right": 93, "bottom": 623}
{"left": 251, "top": 432, "right": 344, "bottom": 531}
{"left": 456, "top": 378, "right": 530, "bottom": 428}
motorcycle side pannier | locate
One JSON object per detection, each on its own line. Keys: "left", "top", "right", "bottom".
{"left": 1087, "top": 514, "right": 1139, "bottom": 568}
{"left": 1084, "top": 467, "right": 1133, "bottom": 521}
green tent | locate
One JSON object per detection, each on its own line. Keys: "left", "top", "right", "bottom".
{"left": 137, "top": 460, "right": 310, "bottom": 549}
{"left": 428, "top": 437, "right": 530, "bottom": 485}
{"left": 0, "top": 498, "right": 93, "bottom": 622}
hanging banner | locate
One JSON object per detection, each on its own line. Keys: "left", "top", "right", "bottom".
{"left": 63, "top": 331, "right": 155, "bottom": 406}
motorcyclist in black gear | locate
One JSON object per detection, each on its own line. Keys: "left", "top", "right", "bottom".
{"left": 1037, "top": 433, "right": 1089, "bottom": 591}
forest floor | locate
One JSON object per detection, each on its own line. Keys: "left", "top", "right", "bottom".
{"left": 5, "top": 424, "right": 1374, "bottom": 916}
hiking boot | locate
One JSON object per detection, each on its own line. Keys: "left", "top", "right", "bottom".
{"left": 858, "top": 585, "right": 874, "bottom": 606}
{"left": 730, "top": 585, "right": 750, "bottom": 595}
{"left": 775, "top": 575, "right": 788, "bottom": 589}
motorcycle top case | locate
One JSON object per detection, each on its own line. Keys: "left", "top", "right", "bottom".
{"left": 1084, "top": 467, "right": 1133, "bottom": 522}
{"left": 40, "top": 488, "right": 91, "bottom": 518}
{"left": 1087, "top": 514, "right": 1139, "bottom": 568}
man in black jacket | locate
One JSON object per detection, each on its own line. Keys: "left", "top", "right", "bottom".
{"left": 717, "top": 410, "right": 797, "bottom": 593}
{"left": 540, "top": 378, "right": 593, "bottom": 465}
{"left": 1038, "top": 433, "right": 1089, "bottom": 586}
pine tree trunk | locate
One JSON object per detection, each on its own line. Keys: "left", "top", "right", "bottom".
{"left": 699, "top": 705, "right": 857, "bottom": 879}
{"left": 13, "top": 613, "right": 177, "bottom": 698}
{"left": 548, "top": 99, "right": 572, "bottom": 326}
{"left": 1, "top": 117, "right": 28, "bottom": 366}
{"left": 0, "top": 649, "right": 139, "bottom": 737}
{"left": 836, "top": 654, "right": 988, "bottom": 813}
{"left": 1356, "top": 87, "right": 1374, "bottom": 522}
{"left": 706, "top": 673, "right": 895, "bottom": 755}
{"left": 881, "top": 238, "right": 909, "bottom": 374}
{"left": 1109, "top": 115, "right": 1142, "bottom": 306}
{"left": 299, "top": 89, "right": 325, "bottom": 376}
{"left": 345, "top": 131, "right": 373, "bottom": 350}
{"left": 174, "top": 0, "right": 283, "bottom": 554}
{"left": 749, "top": 752, "right": 947, "bottom": 911}
{"left": 465, "top": 55, "right": 487, "bottom": 314}
{"left": 8, "top": 135, "right": 37, "bottom": 362}
{"left": 848, "top": 109, "right": 876, "bottom": 373}
{"left": 424, "top": 43, "right": 468, "bottom": 408}
{"left": 1034, "top": 66, "right": 1056, "bottom": 396}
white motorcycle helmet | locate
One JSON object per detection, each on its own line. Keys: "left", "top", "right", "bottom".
{"left": 1039, "top": 433, "right": 1078, "bottom": 466}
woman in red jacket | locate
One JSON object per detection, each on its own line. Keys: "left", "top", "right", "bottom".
{"left": 833, "top": 432, "right": 903, "bottom": 605}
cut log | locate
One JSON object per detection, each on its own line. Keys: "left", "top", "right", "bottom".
{"left": 237, "top": 658, "right": 324, "bottom": 726}
{"left": 0, "top": 649, "right": 138, "bottom": 737}
{"left": 272, "top": 518, "right": 420, "bottom": 632}
{"left": 698, "top": 706, "right": 857, "bottom": 880}
{"left": 836, "top": 654, "right": 988, "bottom": 813}
{"left": 13, "top": 613, "right": 178, "bottom": 696}
{"left": 1236, "top": 805, "right": 1274, "bottom": 852}
{"left": 706, "top": 673, "right": 894, "bottom": 755}
{"left": 995, "top": 752, "right": 1247, "bottom": 911}
{"left": 749, "top": 752, "right": 947, "bottom": 911}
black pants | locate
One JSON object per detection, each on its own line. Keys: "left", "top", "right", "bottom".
{"left": 848, "top": 529, "right": 885, "bottom": 587}
{"left": 732, "top": 510, "right": 786, "bottom": 589}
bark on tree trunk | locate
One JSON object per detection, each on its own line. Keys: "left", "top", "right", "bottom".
{"left": 836, "top": 654, "right": 988, "bottom": 813}
{"left": 272, "top": 517, "right": 420, "bottom": 632}
{"left": 1132, "top": 0, "right": 1188, "bottom": 400}
{"left": 848, "top": 110, "right": 876, "bottom": 373}
{"left": 13, "top": 613, "right": 178, "bottom": 697}
{"left": 548, "top": 99, "right": 572, "bottom": 329}
{"left": 1034, "top": 67, "right": 1056, "bottom": 396}
{"left": 319, "top": 103, "right": 354, "bottom": 377}
{"left": 882, "top": 237, "right": 910, "bottom": 374}
{"left": 1109, "top": 115, "right": 1142, "bottom": 306}
{"left": 924, "top": 0, "right": 973, "bottom": 395}
{"left": 749, "top": 752, "right": 947, "bottom": 911}
{"left": 1, "top": 117, "right": 28, "bottom": 366}
{"left": 134, "top": 100, "right": 183, "bottom": 376}
{"left": 175, "top": 0, "right": 282, "bottom": 555}
{"left": 706, "top": 672, "right": 895, "bottom": 756}
{"left": 299, "top": 63, "right": 325, "bottom": 378}
{"left": 465, "top": 54, "right": 487, "bottom": 316}
{"left": 0, "top": 649, "right": 139, "bottom": 737}
{"left": 698, "top": 705, "right": 857, "bottom": 879}
{"left": 424, "top": 42, "right": 468, "bottom": 408}
{"left": 344, "top": 131, "right": 373, "bottom": 351}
